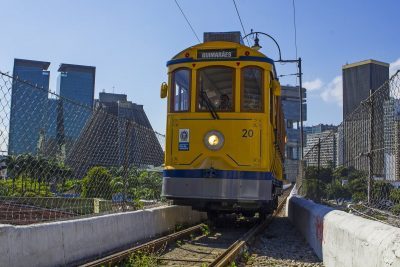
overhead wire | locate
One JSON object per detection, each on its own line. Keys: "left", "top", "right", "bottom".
{"left": 173, "top": 0, "right": 201, "bottom": 43}
{"left": 278, "top": 73, "right": 298, "bottom": 78}
{"left": 232, "top": 0, "right": 251, "bottom": 46}
{"left": 291, "top": 0, "right": 300, "bottom": 102}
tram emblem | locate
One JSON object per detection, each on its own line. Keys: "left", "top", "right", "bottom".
{"left": 178, "top": 129, "right": 190, "bottom": 151}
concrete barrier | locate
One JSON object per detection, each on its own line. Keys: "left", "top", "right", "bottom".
{"left": 287, "top": 189, "right": 400, "bottom": 267}
{"left": 0, "top": 205, "right": 206, "bottom": 267}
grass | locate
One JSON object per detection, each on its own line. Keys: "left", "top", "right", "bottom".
{"left": 201, "top": 224, "right": 210, "bottom": 236}
{"left": 127, "top": 251, "right": 159, "bottom": 267}
{"left": 175, "top": 223, "right": 184, "bottom": 232}
{"left": 175, "top": 240, "right": 182, "bottom": 247}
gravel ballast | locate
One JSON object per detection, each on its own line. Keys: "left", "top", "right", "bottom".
{"left": 243, "top": 210, "right": 324, "bottom": 267}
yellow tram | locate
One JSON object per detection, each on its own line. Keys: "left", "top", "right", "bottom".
{"left": 160, "top": 33, "right": 285, "bottom": 216}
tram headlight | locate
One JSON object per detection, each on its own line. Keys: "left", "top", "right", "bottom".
{"left": 204, "top": 130, "right": 224, "bottom": 151}
{"left": 208, "top": 135, "right": 219, "bottom": 146}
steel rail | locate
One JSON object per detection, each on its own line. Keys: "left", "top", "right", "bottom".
{"left": 209, "top": 187, "right": 292, "bottom": 266}
{"left": 79, "top": 223, "right": 206, "bottom": 267}
{"left": 81, "top": 186, "right": 293, "bottom": 267}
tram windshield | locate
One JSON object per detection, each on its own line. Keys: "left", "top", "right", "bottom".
{"left": 197, "top": 67, "right": 234, "bottom": 112}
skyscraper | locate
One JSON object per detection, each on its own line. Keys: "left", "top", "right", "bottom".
{"left": 8, "top": 59, "right": 50, "bottom": 155}
{"left": 342, "top": 59, "right": 389, "bottom": 119}
{"left": 342, "top": 60, "right": 389, "bottom": 175}
{"left": 57, "top": 63, "right": 95, "bottom": 150}
{"left": 281, "top": 85, "right": 307, "bottom": 182}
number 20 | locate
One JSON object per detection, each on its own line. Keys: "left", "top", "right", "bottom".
{"left": 242, "top": 129, "right": 254, "bottom": 138}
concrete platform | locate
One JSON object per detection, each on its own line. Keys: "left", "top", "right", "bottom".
{"left": 287, "top": 188, "right": 400, "bottom": 267}
{"left": 0, "top": 205, "right": 206, "bottom": 267}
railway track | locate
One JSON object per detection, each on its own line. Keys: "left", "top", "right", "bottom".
{"left": 81, "top": 186, "right": 292, "bottom": 267}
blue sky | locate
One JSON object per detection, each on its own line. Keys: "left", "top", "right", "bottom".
{"left": 0, "top": 0, "right": 399, "bottom": 133}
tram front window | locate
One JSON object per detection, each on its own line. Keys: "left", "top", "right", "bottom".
{"left": 197, "top": 67, "right": 234, "bottom": 112}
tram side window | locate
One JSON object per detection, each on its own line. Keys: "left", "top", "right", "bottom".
{"left": 197, "top": 67, "right": 234, "bottom": 112}
{"left": 242, "top": 67, "right": 263, "bottom": 112}
{"left": 172, "top": 69, "right": 190, "bottom": 112}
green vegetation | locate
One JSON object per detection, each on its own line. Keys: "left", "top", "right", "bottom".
{"left": 201, "top": 224, "right": 210, "bottom": 236}
{"left": 109, "top": 167, "right": 163, "bottom": 201}
{"left": 0, "top": 154, "right": 73, "bottom": 197}
{"left": 242, "top": 250, "right": 250, "bottom": 262}
{"left": 127, "top": 251, "right": 159, "bottom": 267}
{"left": 0, "top": 177, "right": 51, "bottom": 197}
{"left": 82, "top": 167, "right": 113, "bottom": 199}
{"left": 175, "top": 223, "right": 184, "bottom": 232}
{"left": 1, "top": 154, "right": 163, "bottom": 205}
{"left": 390, "top": 189, "right": 400, "bottom": 204}
{"left": 302, "top": 165, "right": 398, "bottom": 210}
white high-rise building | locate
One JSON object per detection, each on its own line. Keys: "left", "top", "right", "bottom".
{"left": 383, "top": 99, "right": 400, "bottom": 181}
{"left": 304, "top": 130, "right": 337, "bottom": 168}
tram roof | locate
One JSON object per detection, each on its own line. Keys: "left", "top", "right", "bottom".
{"left": 167, "top": 41, "right": 278, "bottom": 78}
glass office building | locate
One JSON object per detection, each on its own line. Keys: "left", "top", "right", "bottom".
{"left": 281, "top": 85, "right": 307, "bottom": 182}
{"left": 8, "top": 59, "right": 50, "bottom": 155}
{"left": 57, "top": 64, "right": 95, "bottom": 150}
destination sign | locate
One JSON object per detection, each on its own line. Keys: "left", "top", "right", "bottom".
{"left": 197, "top": 49, "right": 237, "bottom": 60}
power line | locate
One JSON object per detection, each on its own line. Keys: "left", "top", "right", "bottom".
{"left": 232, "top": 0, "right": 250, "bottom": 46}
{"left": 278, "top": 73, "right": 298, "bottom": 78}
{"left": 292, "top": 0, "right": 298, "bottom": 59}
{"left": 174, "top": 0, "right": 201, "bottom": 43}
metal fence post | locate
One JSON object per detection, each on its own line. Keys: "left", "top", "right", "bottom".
{"left": 122, "top": 122, "right": 132, "bottom": 211}
{"left": 317, "top": 137, "right": 321, "bottom": 202}
{"left": 368, "top": 90, "right": 373, "bottom": 205}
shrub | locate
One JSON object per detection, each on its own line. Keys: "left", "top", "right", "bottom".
{"left": 0, "top": 181, "right": 9, "bottom": 196}
{"left": 127, "top": 170, "right": 162, "bottom": 200}
{"left": 303, "top": 178, "right": 325, "bottom": 202}
{"left": 24, "top": 191, "right": 37, "bottom": 197}
{"left": 389, "top": 189, "right": 400, "bottom": 204}
{"left": 326, "top": 180, "right": 351, "bottom": 202}
{"left": 391, "top": 204, "right": 400, "bottom": 215}
{"left": 352, "top": 192, "right": 367, "bottom": 203}
{"left": 82, "top": 167, "right": 112, "bottom": 199}
{"left": 347, "top": 177, "right": 367, "bottom": 195}
{"left": 371, "top": 181, "right": 393, "bottom": 202}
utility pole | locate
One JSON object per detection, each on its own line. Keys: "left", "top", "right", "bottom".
{"left": 298, "top": 58, "right": 304, "bottom": 159}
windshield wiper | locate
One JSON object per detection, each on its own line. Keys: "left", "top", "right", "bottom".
{"left": 200, "top": 90, "right": 219, "bottom": 120}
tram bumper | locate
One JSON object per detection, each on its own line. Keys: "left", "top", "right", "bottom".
{"left": 162, "top": 169, "right": 280, "bottom": 211}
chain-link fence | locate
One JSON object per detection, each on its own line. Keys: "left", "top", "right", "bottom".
{"left": 296, "top": 70, "right": 400, "bottom": 227}
{"left": 0, "top": 71, "right": 165, "bottom": 225}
